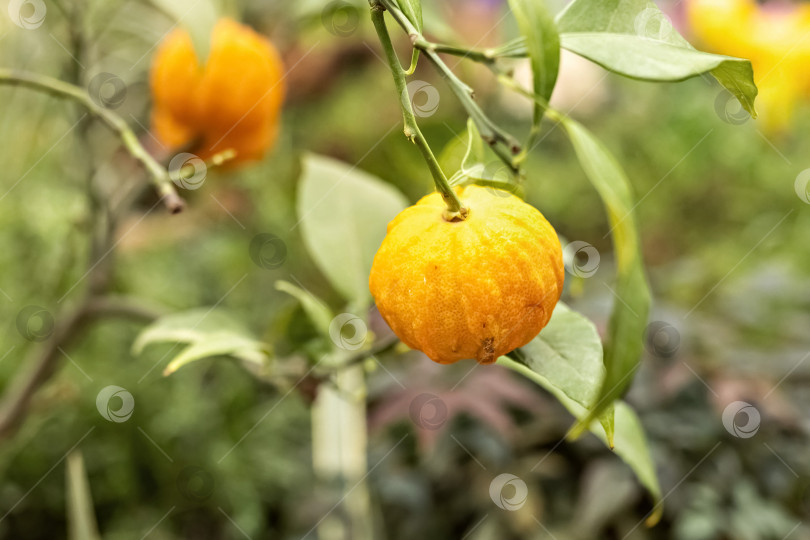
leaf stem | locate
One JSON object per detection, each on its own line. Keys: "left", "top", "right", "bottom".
{"left": 369, "top": 3, "right": 467, "bottom": 219}
{"left": 0, "top": 68, "right": 185, "bottom": 213}
{"left": 426, "top": 43, "right": 494, "bottom": 64}
{"left": 426, "top": 38, "right": 529, "bottom": 63}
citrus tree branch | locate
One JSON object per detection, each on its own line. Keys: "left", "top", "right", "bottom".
{"left": 379, "top": 0, "right": 521, "bottom": 172}
{"left": 0, "top": 296, "right": 163, "bottom": 440}
{"left": 369, "top": 3, "right": 467, "bottom": 218}
{"left": 0, "top": 68, "right": 185, "bottom": 214}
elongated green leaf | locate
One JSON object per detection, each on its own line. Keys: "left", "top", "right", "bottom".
{"left": 460, "top": 118, "right": 486, "bottom": 173}
{"left": 163, "top": 334, "right": 268, "bottom": 375}
{"left": 498, "top": 357, "right": 661, "bottom": 524}
{"left": 297, "top": 154, "right": 408, "bottom": 308}
{"left": 395, "top": 0, "right": 423, "bottom": 32}
{"left": 66, "top": 451, "right": 101, "bottom": 540}
{"left": 610, "top": 402, "right": 661, "bottom": 525}
{"left": 558, "top": 116, "right": 651, "bottom": 430}
{"left": 132, "top": 308, "right": 246, "bottom": 354}
{"left": 554, "top": 0, "right": 757, "bottom": 116}
{"left": 508, "top": 0, "right": 560, "bottom": 122}
{"left": 275, "top": 280, "right": 333, "bottom": 336}
{"left": 132, "top": 309, "right": 271, "bottom": 375}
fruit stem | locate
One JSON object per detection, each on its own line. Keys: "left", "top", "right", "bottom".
{"left": 0, "top": 68, "right": 185, "bottom": 213}
{"left": 369, "top": 3, "right": 467, "bottom": 218}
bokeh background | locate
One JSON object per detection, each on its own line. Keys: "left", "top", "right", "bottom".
{"left": 1, "top": 0, "right": 809, "bottom": 538}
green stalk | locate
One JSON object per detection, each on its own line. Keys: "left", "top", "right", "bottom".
{"left": 369, "top": 4, "right": 467, "bottom": 219}
{"left": 0, "top": 68, "right": 184, "bottom": 213}
{"left": 422, "top": 38, "right": 529, "bottom": 63}
{"left": 380, "top": 0, "right": 521, "bottom": 172}
{"left": 425, "top": 42, "right": 495, "bottom": 64}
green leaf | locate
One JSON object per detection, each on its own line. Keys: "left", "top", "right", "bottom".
{"left": 66, "top": 451, "right": 101, "bottom": 540}
{"left": 275, "top": 280, "right": 334, "bottom": 336}
{"left": 498, "top": 357, "right": 661, "bottom": 523}
{"left": 437, "top": 133, "right": 469, "bottom": 178}
{"left": 394, "top": 0, "right": 423, "bottom": 32}
{"left": 609, "top": 402, "right": 662, "bottom": 526}
{"left": 297, "top": 154, "right": 409, "bottom": 308}
{"left": 508, "top": 0, "right": 560, "bottom": 121}
{"left": 460, "top": 118, "right": 486, "bottom": 172}
{"left": 558, "top": 116, "right": 651, "bottom": 431}
{"left": 554, "top": 0, "right": 757, "bottom": 116}
{"left": 164, "top": 334, "right": 268, "bottom": 376}
{"left": 509, "top": 302, "right": 605, "bottom": 417}
{"left": 445, "top": 120, "right": 522, "bottom": 196}
{"left": 132, "top": 308, "right": 246, "bottom": 354}
{"left": 132, "top": 308, "right": 271, "bottom": 375}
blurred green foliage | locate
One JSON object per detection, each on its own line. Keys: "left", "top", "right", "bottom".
{"left": 1, "top": 0, "right": 809, "bottom": 539}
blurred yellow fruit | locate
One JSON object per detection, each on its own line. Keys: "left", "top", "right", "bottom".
{"left": 686, "top": 0, "right": 810, "bottom": 132}
{"left": 150, "top": 18, "right": 285, "bottom": 165}
{"left": 369, "top": 185, "right": 564, "bottom": 365}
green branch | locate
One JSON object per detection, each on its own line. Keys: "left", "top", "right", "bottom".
{"left": 379, "top": 0, "right": 521, "bottom": 172}
{"left": 369, "top": 4, "right": 467, "bottom": 219}
{"left": 0, "top": 68, "right": 185, "bottom": 213}
{"left": 427, "top": 38, "right": 529, "bottom": 63}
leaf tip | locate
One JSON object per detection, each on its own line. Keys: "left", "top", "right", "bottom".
{"left": 645, "top": 506, "right": 663, "bottom": 527}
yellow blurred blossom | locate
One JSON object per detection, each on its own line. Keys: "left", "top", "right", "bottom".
{"left": 686, "top": 0, "right": 810, "bottom": 132}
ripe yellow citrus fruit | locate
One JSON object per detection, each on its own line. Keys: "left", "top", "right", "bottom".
{"left": 150, "top": 18, "right": 285, "bottom": 165}
{"left": 369, "top": 185, "right": 564, "bottom": 365}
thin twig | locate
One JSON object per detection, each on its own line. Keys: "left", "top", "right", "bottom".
{"left": 0, "top": 68, "right": 184, "bottom": 213}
